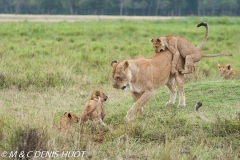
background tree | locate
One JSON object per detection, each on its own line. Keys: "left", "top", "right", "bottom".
{"left": 0, "top": 0, "right": 239, "bottom": 16}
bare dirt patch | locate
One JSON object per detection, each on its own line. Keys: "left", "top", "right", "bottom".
{"left": 0, "top": 14, "right": 181, "bottom": 22}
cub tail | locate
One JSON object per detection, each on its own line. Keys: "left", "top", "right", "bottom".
{"left": 196, "top": 22, "right": 209, "bottom": 50}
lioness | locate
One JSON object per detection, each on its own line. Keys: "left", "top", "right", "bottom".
{"left": 218, "top": 64, "right": 239, "bottom": 79}
{"left": 151, "top": 22, "right": 232, "bottom": 74}
{"left": 79, "top": 90, "right": 108, "bottom": 126}
{"left": 60, "top": 111, "right": 79, "bottom": 132}
{"left": 111, "top": 50, "right": 185, "bottom": 121}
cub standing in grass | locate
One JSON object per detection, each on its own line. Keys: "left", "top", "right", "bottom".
{"left": 79, "top": 90, "right": 108, "bottom": 126}
{"left": 218, "top": 64, "right": 239, "bottom": 79}
{"left": 151, "top": 22, "right": 232, "bottom": 74}
{"left": 60, "top": 111, "right": 79, "bottom": 132}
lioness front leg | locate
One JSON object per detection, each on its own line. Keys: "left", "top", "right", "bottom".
{"left": 126, "top": 91, "right": 154, "bottom": 121}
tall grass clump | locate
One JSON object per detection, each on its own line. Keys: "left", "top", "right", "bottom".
{"left": 9, "top": 126, "right": 49, "bottom": 159}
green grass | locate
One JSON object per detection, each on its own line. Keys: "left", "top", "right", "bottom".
{"left": 0, "top": 17, "right": 240, "bottom": 159}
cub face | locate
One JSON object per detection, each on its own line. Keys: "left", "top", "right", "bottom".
{"left": 63, "top": 112, "right": 80, "bottom": 124}
{"left": 92, "top": 90, "right": 108, "bottom": 102}
{"left": 151, "top": 38, "right": 165, "bottom": 53}
{"left": 218, "top": 64, "right": 232, "bottom": 78}
{"left": 111, "top": 60, "right": 130, "bottom": 90}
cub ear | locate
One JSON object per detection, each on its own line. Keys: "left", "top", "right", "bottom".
{"left": 64, "top": 112, "right": 68, "bottom": 115}
{"left": 68, "top": 113, "right": 72, "bottom": 118}
{"left": 218, "top": 64, "right": 222, "bottom": 68}
{"left": 226, "top": 64, "right": 231, "bottom": 70}
{"left": 95, "top": 90, "right": 100, "bottom": 96}
{"left": 150, "top": 39, "right": 153, "bottom": 42}
{"left": 157, "top": 38, "right": 161, "bottom": 42}
{"left": 124, "top": 61, "right": 129, "bottom": 71}
{"left": 111, "top": 60, "right": 118, "bottom": 67}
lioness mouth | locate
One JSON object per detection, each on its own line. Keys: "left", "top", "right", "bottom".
{"left": 121, "top": 86, "right": 126, "bottom": 90}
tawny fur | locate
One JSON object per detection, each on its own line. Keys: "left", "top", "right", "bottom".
{"left": 79, "top": 90, "right": 108, "bottom": 126}
{"left": 111, "top": 22, "right": 211, "bottom": 121}
{"left": 194, "top": 102, "right": 209, "bottom": 121}
{"left": 111, "top": 51, "right": 185, "bottom": 121}
{"left": 218, "top": 64, "right": 239, "bottom": 79}
{"left": 151, "top": 22, "right": 232, "bottom": 74}
{"left": 60, "top": 112, "right": 79, "bottom": 132}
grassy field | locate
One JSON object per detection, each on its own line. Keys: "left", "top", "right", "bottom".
{"left": 0, "top": 16, "right": 240, "bottom": 159}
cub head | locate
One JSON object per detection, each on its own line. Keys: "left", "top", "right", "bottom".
{"left": 91, "top": 90, "right": 108, "bottom": 102}
{"left": 111, "top": 60, "right": 130, "bottom": 90}
{"left": 218, "top": 64, "right": 232, "bottom": 78}
{"left": 60, "top": 111, "right": 79, "bottom": 132}
{"left": 62, "top": 112, "right": 80, "bottom": 124}
{"left": 151, "top": 38, "right": 165, "bottom": 53}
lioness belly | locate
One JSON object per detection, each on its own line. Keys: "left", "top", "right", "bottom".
{"left": 149, "top": 51, "right": 172, "bottom": 89}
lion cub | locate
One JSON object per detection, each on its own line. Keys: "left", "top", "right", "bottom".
{"left": 151, "top": 22, "right": 232, "bottom": 74}
{"left": 79, "top": 90, "right": 108, "bottom": 126}
{"left": 218, "top": 64, "right": 239, "bottom": 79}
{"left": 60, "top": 111, "right": 80, "bottom": 132}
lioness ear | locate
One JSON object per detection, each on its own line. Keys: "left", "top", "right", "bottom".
{"left": 150, "top": 39, "right": 153, "bottom": 42}
{"left": 111, "top": 60, "right": 118, "bottom": 67}
{"left": 124, "top": 61, "right": 129, "bottom": 71}
{"left": 157, "top": 38, "right": 161, "bottom": 42}
{"left": 227, "top": 64, "right": 231, "bottom": 70}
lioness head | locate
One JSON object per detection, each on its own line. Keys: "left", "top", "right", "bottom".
{"left": 151, "top": 38, "right": 165, "bottom": 53}
{"left": 111, "top": 60, "right": 130, "bottom": 90}
{"left": 218, "top": 64, "right": 232, "bottom": 78}
{"left": 91, "top": 90, "right": 108, "bottom": 102}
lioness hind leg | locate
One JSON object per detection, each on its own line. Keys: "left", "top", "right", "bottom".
{"left": 166, "top": 77, "right": 177, "bottom": 105}
{"left": 175, "top": 72, "right": 186, "bottom": 108}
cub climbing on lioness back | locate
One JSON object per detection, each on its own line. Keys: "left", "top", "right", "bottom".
{"left": 151, "top": 22, "right": 232, "bottom": 74}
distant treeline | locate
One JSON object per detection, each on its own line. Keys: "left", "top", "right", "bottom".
{"left": 0, "top": 0, "right": 240, "bottom": 16}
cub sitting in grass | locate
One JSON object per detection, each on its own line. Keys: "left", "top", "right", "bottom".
{"left": 60, "top": 111, "right": 79, "bottom": 132}
{"left": 151, "top": 22, "right": 232, "bottom": 75}
{"left": 218, "top": 64, "right": 239, "bottom": 79}
{"left": 79, "top": 90, "right": 108, "bottom": 126}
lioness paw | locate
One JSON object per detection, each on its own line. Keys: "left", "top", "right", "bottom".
{"left": 126, "top": 109, "right": 136, "bottom": 121}
{"left": 177, "top": 104, "right": 186, "bottom": 108}
{"left": 166, "top": 101, "right": 174, "bottom": 106}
